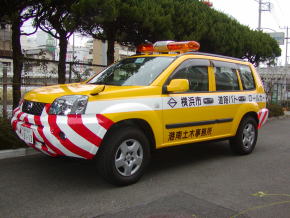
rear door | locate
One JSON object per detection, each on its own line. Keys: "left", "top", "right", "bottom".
{"left": 209, "top": 60, "right": 243, "bottom": 137}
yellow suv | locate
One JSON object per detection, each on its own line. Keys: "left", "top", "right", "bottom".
{"left": 12, "top": 41, "right": 268, "bottom": 186}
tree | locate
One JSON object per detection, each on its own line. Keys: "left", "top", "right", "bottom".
{"left": 75, "top": 0, "right": 280, "bottom": 66}
{"left": 170, "top": 0, "right": 209, "bottom": 42}
{"left": 1, "top": 0, "right": 38, "bottom": 109}
{"left": 33, "top": 0, "right": 79, "bottom": 84}
{"left": 72, "top": 0, "right": 119, "bottom": 65}
{"left": 116, "top": 0, "right": 175, "bottom": 46}
{"left": 242, "top": 30, "right": 281, "bottom": 66}
{"left": 178, "top": 1, "right": 281, "bottom": 65}
{"left": 74, "top": 0, "right": 175, "bottom": 65}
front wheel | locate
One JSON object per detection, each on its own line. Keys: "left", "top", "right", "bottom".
{"left": 96, "top": 126, "right": 151, "bottom": 186}
{"left": 229, "top": 116, "right": 258, "bottom": 155}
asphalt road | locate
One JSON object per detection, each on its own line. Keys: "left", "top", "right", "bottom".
{"left": 1, "top": 118, "right": 290, "bottom": 218}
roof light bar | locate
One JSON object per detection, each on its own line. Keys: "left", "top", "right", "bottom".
{"left": 137, "top": 41, "right": 200, "bottom": 54}
{"left": 153, "top": 41, "right": 175, "bottom": 52}
{"left": 137, "top": 44, "right": 154, "bottom": 53}
{"left": 167, "top": 41, "right": 200, "bottom": 52}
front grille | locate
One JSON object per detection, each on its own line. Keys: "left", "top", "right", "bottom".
{"left": 22, "top": 100, "right": 46, "bottom": 116}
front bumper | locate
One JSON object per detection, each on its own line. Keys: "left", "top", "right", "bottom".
{"left": 11, "top": 104, "right": 114, "bottom": 159}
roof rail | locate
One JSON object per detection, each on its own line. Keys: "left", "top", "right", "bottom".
{"left": 180, "top": 52, "right": 246, "bottom": 62}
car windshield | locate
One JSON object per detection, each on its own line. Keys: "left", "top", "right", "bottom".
{"left": 87, "top": 56, "right": 174, "bottom": 86}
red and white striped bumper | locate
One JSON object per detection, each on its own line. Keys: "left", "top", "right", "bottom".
{"left": 257, "top": 108, "right": 269, "bottom": 129}
{"left": 11, "top": 104, "right": 114, "bottom": 159}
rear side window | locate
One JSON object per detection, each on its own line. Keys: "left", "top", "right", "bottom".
{"left": 238, "top": 65, "right": 255, "bottom": 90}
{"left": 214, "top": 62, "right": 240, "bottom": 91}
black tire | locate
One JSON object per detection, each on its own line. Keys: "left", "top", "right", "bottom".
{"left": 96, "top": 126, "right": 151, "bottom": 186}
{"left": 229, "top": 116, "right": 258, "bottom": 155}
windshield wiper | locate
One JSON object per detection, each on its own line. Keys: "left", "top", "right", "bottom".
{"left": 91, "top": 82, "right": 109, "bottom": 85}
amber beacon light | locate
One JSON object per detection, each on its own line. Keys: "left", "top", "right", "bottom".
{"left": 137, "top": 41, "right": 200, "bottom": 54}
{"left": 137, "top": 44, "right": 154, "bottom": 53}
{"left": 167, "top": 41, "right": 200, "bottom": 52}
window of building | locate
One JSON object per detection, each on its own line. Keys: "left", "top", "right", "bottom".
{"left": 0, "top": 62, "right": 11, "bottom": 76}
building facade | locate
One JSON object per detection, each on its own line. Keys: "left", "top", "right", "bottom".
{"left": 0, "top": 24, "right": 13, "bottom": 78}
{"left": 258, "top": 66, "right": 290, "bottom": 104}
{"left": 92, "top": 39, "right": 135, "bottom": 73}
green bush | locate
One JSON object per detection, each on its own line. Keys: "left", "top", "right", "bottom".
{"left": 281, "top": 100, "right": 290, "bottom": 110}
{"left": 267, "top": 104, "right": 284, "bottom": 117}
{"left": 0, "top": 118, "right": 26, "bottom": 150}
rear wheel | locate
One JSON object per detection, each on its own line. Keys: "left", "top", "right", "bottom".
{"left": 96, "top": 126, "right": 150, "bottom": 186}
{"left": 229, "top": 116, "right": 258, "bottom": 155}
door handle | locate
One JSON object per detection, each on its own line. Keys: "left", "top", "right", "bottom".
{"left": 203, "top": 98, "right": 214, "bottom": 104}
{"left": 238, "top": 96, "right": 246, "bottom": 102}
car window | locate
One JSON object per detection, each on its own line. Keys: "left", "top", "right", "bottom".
{"left": 88, "top": 57, "right": 174, "bottom": 86}
{"left": 171, "top": 59, "right": 209, "bottom": 92}
{"left": 214, "top": 63, "right": 240, "bottom": 91}
{"left": 238, "top": 65, "right": 255, "bottom": 90}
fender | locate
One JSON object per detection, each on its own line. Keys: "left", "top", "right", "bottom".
{"left": 100, "top": 102, "right": 164, "bottom": 148}
{"left": 231, "top": 102, "right": 260, "bottom": 134}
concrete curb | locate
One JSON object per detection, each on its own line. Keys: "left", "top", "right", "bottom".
{"left": 0, "top": 115, "right": 289, "bottom": 161}
{"left": 0, "top": 147, "right": 39, "bottom": 160}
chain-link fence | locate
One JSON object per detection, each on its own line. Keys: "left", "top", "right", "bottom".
{"left": 0, "top": 57, "right": 106, "bottom": 118}
{"left": 258, "top": 67, "right": 290, "bottom": 109}
{"left": 262, "top": 80, "right": 290, "bottom": 108}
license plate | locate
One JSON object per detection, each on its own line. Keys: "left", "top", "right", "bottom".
{"left": 19, "top": 126, "right": 34, "bottom": 144}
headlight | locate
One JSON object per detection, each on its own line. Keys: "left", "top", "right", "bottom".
{"left": 49, "top": 95, "right": 88, "bottom": 115}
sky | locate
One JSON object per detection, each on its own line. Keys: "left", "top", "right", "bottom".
{"left": 210, "top": 0, "right": 290, "bottom": 65}
{"left": 211, "top": 0, "right": 290, "bottom": 30}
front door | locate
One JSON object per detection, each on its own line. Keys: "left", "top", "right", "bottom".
{"left": 162, "top": 58, "right": 216, "bottom": 147}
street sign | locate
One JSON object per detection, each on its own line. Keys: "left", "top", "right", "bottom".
{"left": 268, "top": 32, "right": 285, "bottom": 45}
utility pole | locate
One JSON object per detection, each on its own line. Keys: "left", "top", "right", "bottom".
{"left": 258, "top": 0, "right": 262, "bottom": 31}
{"left": 72, "top": 33, "right": 75, "bottom": 61}
{"left": 257, "top": 0, "right": 271, "bottom": 31}
{"left": 2, "top": 63, "right": 8, "bottom": 119}
{"left": 286, "top": 27, "right": 289, "bottom": 66}
{"left": 280, "top": 26, "right": 290, "bottom": 66}
{"left": 69, "top": 33, "right": 75, "bottom": 83}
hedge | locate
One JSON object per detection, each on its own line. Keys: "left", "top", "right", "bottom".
{"left": 267, "top": 104, "right": 284, "bottom": 117}
{"left": 0, "top": 118, "right": 26, "bottom": 150}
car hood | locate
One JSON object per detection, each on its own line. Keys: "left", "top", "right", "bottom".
{"left": 23, "top": 83, "right": 159, "bottom": 103}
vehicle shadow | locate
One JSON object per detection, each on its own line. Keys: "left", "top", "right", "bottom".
{"left": 146, "top": 141, "right": 233, "bottom": 176}
{"left": 22, "top": 140, "right": 233, "bottom": 189}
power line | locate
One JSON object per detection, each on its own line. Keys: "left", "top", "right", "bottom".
{"left": 269, "top": 0, "right": 285, "bottom": 27}
{"left": 270, "top": 10, "right": 282, "bottom": 27}
{"left": 271, "top": 0, "right": 286, "bottom": 22}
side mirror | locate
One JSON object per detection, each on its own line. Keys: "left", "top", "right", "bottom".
{"left": 166, "top": 79, "right": 189, "bottom": 93}
{"left": 90, "top": 85, "right": 105, "bottom": 95}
